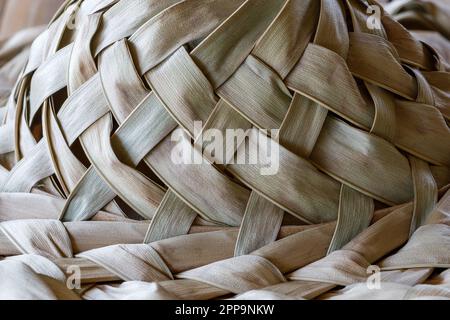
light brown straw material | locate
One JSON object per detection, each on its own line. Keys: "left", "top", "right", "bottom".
{"left": 0, "top": 0, "right": 449, "bottom": 300}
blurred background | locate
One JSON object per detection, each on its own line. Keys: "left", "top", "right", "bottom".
{"left": 0, "top": 0, "right": 64, "bottom": 40}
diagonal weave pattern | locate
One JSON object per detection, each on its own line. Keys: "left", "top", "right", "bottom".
{"left": 0, "top": 0, "right": 450, "bottom": 299}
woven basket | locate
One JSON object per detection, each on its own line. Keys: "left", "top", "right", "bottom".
{"left": 0, "top": 0, "right": 450, "bottom": 300}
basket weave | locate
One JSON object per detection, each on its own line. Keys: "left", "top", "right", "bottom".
{"left": 0, "top": 0, "right": 450, "bottom": 300}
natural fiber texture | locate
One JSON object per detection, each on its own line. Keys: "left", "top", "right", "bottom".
{"left": 0, "top": 0, "right": 449, "bottom": 300}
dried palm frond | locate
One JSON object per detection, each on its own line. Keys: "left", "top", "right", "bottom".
{"left": 0, "top": 0, "right": 449, "bottom": 300}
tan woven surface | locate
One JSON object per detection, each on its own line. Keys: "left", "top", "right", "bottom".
{"left": 0, "top": 0, "right": 449, "bottom": 300}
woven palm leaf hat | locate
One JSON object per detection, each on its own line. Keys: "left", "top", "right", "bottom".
{"left": 0, "top": 0, "right": 450, "bottom": 300}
